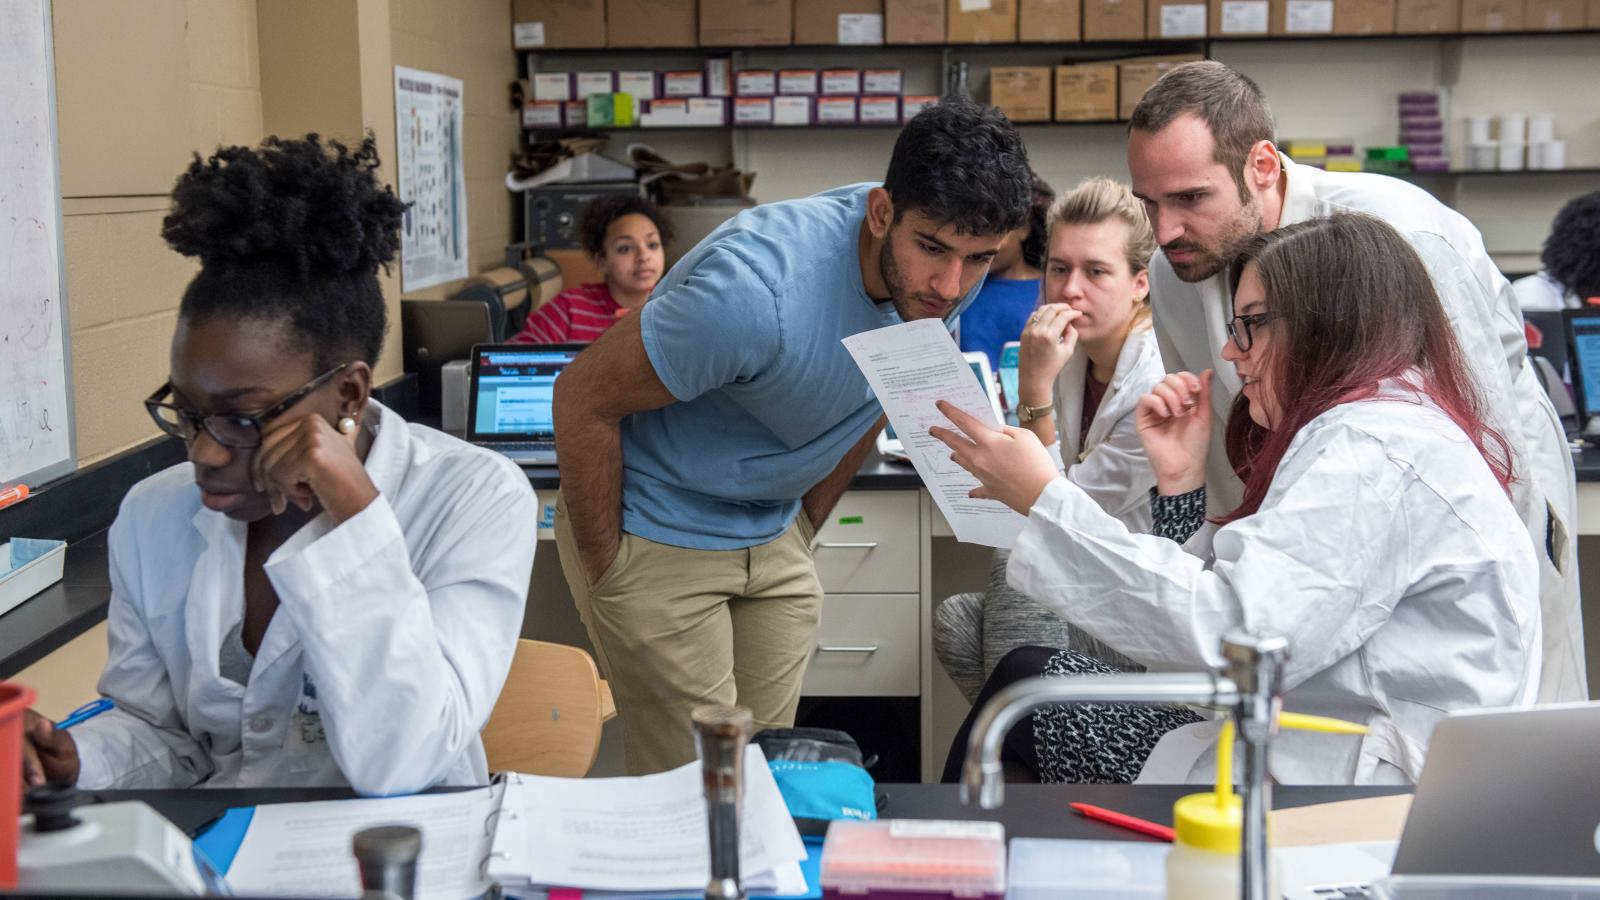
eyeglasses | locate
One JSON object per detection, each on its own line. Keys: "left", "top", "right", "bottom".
{"left": 1225, "top": 312, "right": 1275, "bottom": 353}
{"left": 144, "top": 364, "right": 348, "bottom": 449}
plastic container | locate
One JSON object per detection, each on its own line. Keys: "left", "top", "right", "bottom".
{"left": 1497, "top": 112, "right": 1527, "bottom": 143}
{"left": 0, "top": 539, "right": 66, "bottom": 620}
{"left": 1464, "top": 114, "right": 1492, "bottom": 144}
{"left": 1527, "top": 112, "right": 1556, "bottom": 143}
{"left": 1498, "top": 142, "right": 1526, "bottom": 171}
{"left": 1466, "top": 142, "right": 1498, "bottom": 170}
{"left": 820, "top": 819, "right": 1005, "bottom": 900}
{"left": 1531, "top": 139, "right": 1567, "bottom": 170}
{"left": 1007, "top": 837, "right": 1164, "bottom": 900}
{"left": 1, "top": 681, "right": 38, "bottom": 889}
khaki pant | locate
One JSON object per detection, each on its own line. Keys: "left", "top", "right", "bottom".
{"left": 554, "top": 492, "right": 823, "bottom": 774}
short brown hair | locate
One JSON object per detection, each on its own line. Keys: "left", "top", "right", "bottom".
{"left": 1128, "top": 61, "right": 1275, "bottom": 203}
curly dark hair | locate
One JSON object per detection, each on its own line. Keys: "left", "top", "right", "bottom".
{"left": 883, "top": 95, "right": 1031, "bottom": 236}
{"left": 1542, "top": 190, "right": 1600, "bottom": 302}
{"left": 578, "top": 195, "right": 674, "bottom": 259}
{"left": 1019, "top": 173, "right": 1056, "bottom": 270}
{"left": 162, "top": 133, "right": 407, "bottom": 371}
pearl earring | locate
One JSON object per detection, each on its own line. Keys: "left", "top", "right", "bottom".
{"left": 338, "top": 416, "right": 358, "bottom": 435}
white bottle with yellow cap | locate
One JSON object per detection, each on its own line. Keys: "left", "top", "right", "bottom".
{"left": 1165, "top": 713, "right": 1367, "bottom": 900}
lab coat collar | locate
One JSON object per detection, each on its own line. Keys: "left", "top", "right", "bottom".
{"left": 1277, "top": 153, "right": 1320, "bottom": 231}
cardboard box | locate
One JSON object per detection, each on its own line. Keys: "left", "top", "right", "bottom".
{"left": 1211, "top": 0, "right": 1270, "bottom": 32}
{"left": 1271, "top": 0, "right": 1334, "bottom": 33}
{"left": 734, "top": 97, "right": 775, "bottom": 124}
{"left": 1590, "top": 0, "right": 1600, "bottom": 26}
{"left": 887, "top": 0, "right": 947, "bottom": 40}
{"left": 948, "top": 0, "right": 1018, "bottom": 42}
{"left": 1084, "top": 0, "right": 1146, "bottom": 39}
{"left": 618, "top": 71, "right": 659, "bottom": 100}
{"left": 821, "top": 69, "right": 863, "bottom": 94}
{"left": 706, "top": 56, "right": 733, "bottom": 96}
{"left": 817, "top": 96, "right": 859, "bottom": 123}
{"left": 989, "top": 66, "right": 1053, "bottom": 123}
{"left": 663, "top": 71, "right": 706, "bottom": 96}
{"left": 1054, "top": 63, "right": 1117, "bottom": 121}
{"left": 860, "top": 95, "right": 902, "bottom": 122}
{"left": 687, "top": 97, "right": 729, "bottom": 125}
{"left": 1526, "top": 0, "right": 1584, "bottom": 26}
{"left": 1394, "top": 0, "right": 1457, "bottom": 31}
{"left": 576, "top": 72, "right": 616, "bottom": 99}
{"left": 774, "top": 95, "right": 815, "bottom": 124}
{"left": 1334, "top": 0, "right": 1395, "bottom": 33}
{"left": 607, "top": 0, "right": 696, "bottom": 46}
{"left": 522, "top": 100, "right": 564, "bottom": 128}
{"left": 563, "top": 101, "right": 590, "bottom": 128}
{"left": 863, "top": 68, "right": 904, "bottom": 92}
{"left": 737, "top": 70, "right": 778, "bottom": 95}
{"left": 794, "top": 0, "right": 887, "bottom": 43}
{"left": 1117, "top": 54, "right": 1203, "bottom": 120}
{"left": 512, "top": 0, "right": 605, "bottom": 48}
{"left": 1460, "top": 0, "right": 1523, "bottom": 27}
{"left": 1019, "top": 0, "right": 1082, "bottom": 39}
{"left": 533, "top": 72, "right": 575, "bottom": 102}
{"left": 780, "top": 69, "right": 820, "bottom": 93}
{"left": 1148, "top": 0, "right": 1208, "bottom": 35}
{"left": 902, "top": 95, "right": 940, "bottom": 120}
{"left": 700, "top": 0, "right": 794, "bottom": 45}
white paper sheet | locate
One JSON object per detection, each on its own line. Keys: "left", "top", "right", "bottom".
{"left": 843, "top": 320, "right": 1026, "bottom": 548}
{"left": 489, "top": 745, "right": 806, "bottom": 893}
{"left": 225, "top": 786, "right": 499, "bottom": 899}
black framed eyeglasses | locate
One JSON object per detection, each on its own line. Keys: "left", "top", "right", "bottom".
{"left": 1225, "top": 313, "right": 1275, "bottom": 353}
{"left": 144, "top": 364, "right": 349, "bottom": 449}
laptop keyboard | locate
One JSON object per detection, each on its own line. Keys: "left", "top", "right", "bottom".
{"left": 478, "top": 441, "right": 553, "bottom": 453}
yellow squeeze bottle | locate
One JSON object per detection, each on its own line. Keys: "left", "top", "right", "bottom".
{"left": 1165, "top": 713, "right": 1368, "bottom": 900}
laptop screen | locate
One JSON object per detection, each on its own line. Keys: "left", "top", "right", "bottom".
{"left": 1566, "top": 311, "right": 1600, "bottom": 418}
{"left": 468, "top": 346, "right": 582, "bottom": 440}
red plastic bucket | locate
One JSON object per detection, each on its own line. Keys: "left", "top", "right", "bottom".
{"left": 0, "top": 681, "right": 36, "bottom": 889}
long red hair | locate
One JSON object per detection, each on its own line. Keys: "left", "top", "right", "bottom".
{"left": 1218, "top": 214, "right": 1514, "bottom": 524}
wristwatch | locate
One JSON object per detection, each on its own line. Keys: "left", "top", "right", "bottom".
{"left": 1015, "top": 400, "right": 1053, "bottom": 423}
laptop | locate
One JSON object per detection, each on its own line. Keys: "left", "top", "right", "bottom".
{"left": 1282, "top": 701, "right": 1600, "bottom": 899}
{"left": 877, "top": 351, "right": 1006, "bottom": 460}
{"left": 1564, "top": 308, "right": 1600, "bottom": 435}
{"left": 401, "top": 299, "right": 496, "bottom": 416}
{"left": 466, "top": 343, "right": 585, "bottom": 465}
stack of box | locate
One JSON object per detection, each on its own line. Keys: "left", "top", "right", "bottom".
{"left": 1398, "top": 91, "right": 1448, "bottom": 173}
{"left": 1281, "top": 138, "right": 1359, "bottom": 171}
{"left": 1364, "top": 145, "right": 1412, "bottom": 176}
{"left": 1527, "top": 113, "right": 1567, "bottom": 170}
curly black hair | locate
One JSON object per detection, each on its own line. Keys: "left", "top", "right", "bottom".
{"left": 883, "top": 95, "right": 1032, "bottom": 237}
{"left": 577, "top": 195, "right": 674, "bottom": 259}
{"left": 162, "top": 133, "right": 407, "bottom": 371}
{"left": 1019, "top": 173, "right": 1056, "bottom": 271}
{"left": 1543, "top": 190, "right": 1600, "bottom": 302}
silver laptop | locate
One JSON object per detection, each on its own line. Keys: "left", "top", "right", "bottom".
{"left": 1284, "top": 701, "right": 1600, "bottom": 899}
{"left": 466, "top": 343, "right": 585, "bottom": 465}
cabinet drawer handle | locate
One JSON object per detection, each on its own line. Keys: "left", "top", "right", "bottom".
{"left": 817, "top": 644, "right": 880, "bottom": 653}
{"left": 815, "top": 541, "right": 880, "bottom": 549}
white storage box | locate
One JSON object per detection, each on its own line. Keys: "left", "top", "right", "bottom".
{"left": 0, "top": 538, "right": 67, "bottom": 618}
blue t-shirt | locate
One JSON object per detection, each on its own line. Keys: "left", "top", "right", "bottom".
{"left": 623, "top": 183, "right": 983, "bottom": 550}
{"left": 957, "top": 276, "right": 1041, "bottom": 370}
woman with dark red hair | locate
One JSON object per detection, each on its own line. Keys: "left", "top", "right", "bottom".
{"left": 931, "top": 213, "right": 1540, "bottom": 786}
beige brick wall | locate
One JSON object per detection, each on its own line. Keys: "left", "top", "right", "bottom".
{"left": 54, "top": 0, "right": 265, "bottom": 466}
{"left": 390, "top": 0, "right": 519, "bottom": 279}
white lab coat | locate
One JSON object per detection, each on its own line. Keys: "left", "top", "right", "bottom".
{"left": 1513, "top": 271, "right": 1580, "bottom": 311}
{"left": 1042, "top": 328, "right": 1164, "bottom": 532}
{"left": 1148, "top": 155, "right": 1585, "bottom": 703}
{"left": 72, "top": 401, "right": 538, "bottom": 795}
{"left": 1008, "top": 383, "right": 1542, "bottom": 785}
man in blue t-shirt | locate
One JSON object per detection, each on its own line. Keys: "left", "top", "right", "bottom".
{"left": 552, "top": 98, "right": 1033, "bottom": 774}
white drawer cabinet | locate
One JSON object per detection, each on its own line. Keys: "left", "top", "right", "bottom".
{"left": 811, "top": 491, "right": 920, "bottom": 593}
{"left": 800, "top": 593, "right": 920, "bottom": 697}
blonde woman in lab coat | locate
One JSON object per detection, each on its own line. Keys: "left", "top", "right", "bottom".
{"left": 19, "top": 135, "right": 538, "bottom": 795}
{"left": 933, "top": 214, "right": 1540, "bottom": 785}
{"left": 934, "top": 178, "right": 1169, "bottom": 702}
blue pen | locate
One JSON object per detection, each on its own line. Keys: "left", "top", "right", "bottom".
{"left": 56, "top": 698, "right": 115, "bottom": 729}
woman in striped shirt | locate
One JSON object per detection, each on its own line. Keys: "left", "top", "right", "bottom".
{"left": 510, "top": 195, "right": 674, "bottom": 344}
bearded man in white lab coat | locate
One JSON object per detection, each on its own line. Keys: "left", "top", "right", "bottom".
{"left": 1125, "top": 60, "right": 1584, "bottom": 703}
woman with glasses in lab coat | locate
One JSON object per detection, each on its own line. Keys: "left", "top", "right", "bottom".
{"left": 19, "top": 135, "right": 538, "bottom": 796}
{"left": 932, "top": 213, "right": 1540, "bottom": 785}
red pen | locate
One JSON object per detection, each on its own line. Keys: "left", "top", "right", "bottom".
{"left": 1069, "top": 802, "right": 1176, "bottom": 842}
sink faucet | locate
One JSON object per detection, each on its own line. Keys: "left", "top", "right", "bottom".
{"left": 959, "top": 630, "right": 1289, "bottom": 900}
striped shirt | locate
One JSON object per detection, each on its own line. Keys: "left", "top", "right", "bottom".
{"left": 509, "top": 282, "right": 628, "bottom": 344}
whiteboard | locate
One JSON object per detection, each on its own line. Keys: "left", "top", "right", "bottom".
{"left": 0, "top": 0, "right": 75, "bottom": 487}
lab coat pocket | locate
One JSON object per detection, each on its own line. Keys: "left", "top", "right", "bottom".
{"left": 1352, "top": 717, "right": 1425, "bottom": 785}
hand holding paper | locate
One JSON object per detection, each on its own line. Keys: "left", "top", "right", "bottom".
{"left": 929, "top": 402, "right": 1059, "bottom": 516}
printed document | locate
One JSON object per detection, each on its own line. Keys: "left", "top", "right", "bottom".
{"left": 843, "top": 319, "right": 1026, "bottom": 547}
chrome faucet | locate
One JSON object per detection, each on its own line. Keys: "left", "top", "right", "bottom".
{"left": 959, "top": 630, "right": 1288, "bottom": 900}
